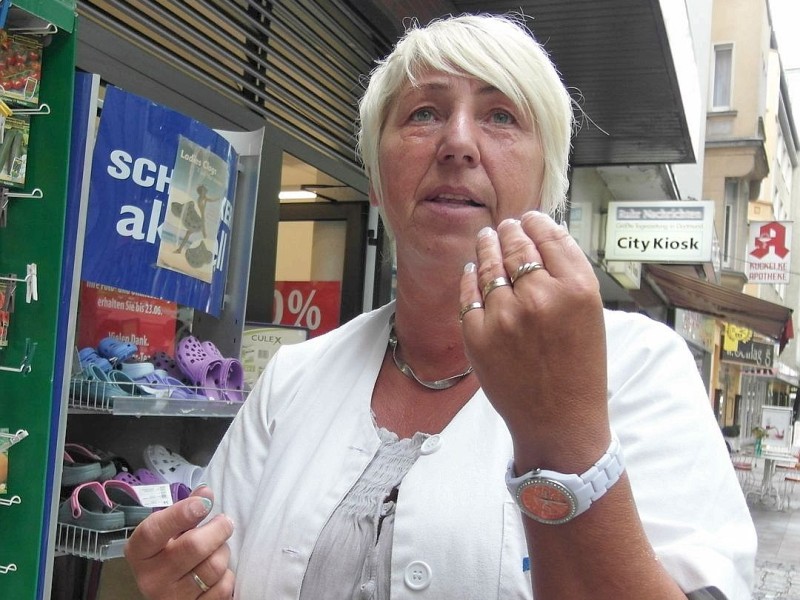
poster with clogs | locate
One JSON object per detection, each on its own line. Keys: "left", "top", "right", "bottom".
{"left": 81, "top": 85, "right": 239, "bottom": 317}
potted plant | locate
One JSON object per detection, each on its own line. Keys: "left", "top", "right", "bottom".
{"left": 751, "top": 426, "right": 767, "bottom": 456}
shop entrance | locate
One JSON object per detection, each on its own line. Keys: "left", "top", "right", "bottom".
{"left": 272, "top": 152, "right": 371, "bottom": 336}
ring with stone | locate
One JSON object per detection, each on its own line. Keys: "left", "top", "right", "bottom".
{"left": 510, "top": 261, "right": 545, "bottom": 285}
{"left": 191, "top": 571, "right": 211, "bottom": 593}
{"left": 458, "top": 301, "right": 484, "bottom": 323}
{"left": 482, "top": 276, "right": 511, "bottom": 299}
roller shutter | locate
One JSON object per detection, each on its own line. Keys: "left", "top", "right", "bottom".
{"left": 76, "top": 0, "right": 391, "bottom": 173}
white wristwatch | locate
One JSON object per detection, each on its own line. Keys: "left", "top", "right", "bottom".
{"left": 506, "top": 434, "right": 625, "bottom": 525}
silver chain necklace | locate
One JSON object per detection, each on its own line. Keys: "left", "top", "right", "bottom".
{"left": 388, "top": 316, "right": 473, "bottom": 390}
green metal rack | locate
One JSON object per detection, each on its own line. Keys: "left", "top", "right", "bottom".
{"left": 0, "top": 1, "right": 76, "bottom": 598}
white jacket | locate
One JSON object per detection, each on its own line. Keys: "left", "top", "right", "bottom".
{"left": 206, "top": 302, "right": 756, "bottom": 599}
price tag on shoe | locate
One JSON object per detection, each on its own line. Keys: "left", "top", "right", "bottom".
{"left": 133, "top": 484, "right": 174, "bottom": 508}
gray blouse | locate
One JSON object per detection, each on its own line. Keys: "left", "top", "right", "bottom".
{"left": 299, "top": 427, "right": 428, "bottom": 600}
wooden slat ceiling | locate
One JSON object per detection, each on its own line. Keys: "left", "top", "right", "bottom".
{"left": 76, "top": 0, "right": 694, "bottom": 172}
{"left": 364, "top": 0, "right": 694, "bottom": 167}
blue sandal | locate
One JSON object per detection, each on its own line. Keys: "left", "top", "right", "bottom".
{"left": 77, "top": 347, "right": 113, "bottom": 373}
{"left": 97, "top": 336, "right": 138, "bottom": 364}
{"left": 107, "top": 368, "right": 153, "bottom": 396}
{"left": 70, "top": 364, "right": 132, "bottom": 405}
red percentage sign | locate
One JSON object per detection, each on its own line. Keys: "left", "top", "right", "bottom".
{"left": 287, "top": 289, "right": 321, "bottom": 330}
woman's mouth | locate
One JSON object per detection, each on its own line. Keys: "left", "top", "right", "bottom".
{"left": 427, "top": 192, "right": 484, "bottom": 207}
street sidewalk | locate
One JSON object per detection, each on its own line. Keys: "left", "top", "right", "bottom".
{"left": 750, "top": 492, "right": 800, "bottom": 598}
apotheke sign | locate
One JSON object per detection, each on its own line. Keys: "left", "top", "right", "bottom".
{"left": 747, "top": 221, "right": 792, "bottom": 284}
{"left": 604, "top": 201, "right": 715, "bottom": 262}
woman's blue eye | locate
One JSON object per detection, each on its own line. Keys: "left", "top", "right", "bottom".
{"left": 411, "top": 108, "right": 434, "bottom": 122}
{"left": 492, "top": 111, "right": 514, "bottom": 124}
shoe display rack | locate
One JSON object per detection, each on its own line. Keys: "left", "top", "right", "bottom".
{"left": 54, "top": 523, "right": 135, "bottom": 561}
{"left": 0, "top": 1, "right": 78, "bottom": 598}
{"left": 51, "top": 63, "right": 260, "bottom": 599}
{"left": 67, "top": 382, "right": 243, "bottom": 418}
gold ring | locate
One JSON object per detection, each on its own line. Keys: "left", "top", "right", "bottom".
{"left": 191, "top": 571, "right": 211, "bottom": 593}
{"left": 510, "top": 261, "right": 545, "bottom": 284}
{"left": 458, "top": 301, "right": 484, "bottom": 323}
{"left": 482, "top": 276, "right": 511, "bottom": 299}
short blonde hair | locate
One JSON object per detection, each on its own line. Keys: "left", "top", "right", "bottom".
{"left": 357, "top": 13, "right": 574, "bottom": 217}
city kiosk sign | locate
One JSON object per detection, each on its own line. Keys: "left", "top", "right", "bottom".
{"left": 604, "top": 201, "right": 715, "bottom": 262}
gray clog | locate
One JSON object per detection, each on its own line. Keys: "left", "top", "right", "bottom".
{"left": 58, "top": 481, "right": 125, "bottom": 531}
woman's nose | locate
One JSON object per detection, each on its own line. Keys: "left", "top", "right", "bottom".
{"left": 436, "top": 114, "right": 480, "bottom": 166}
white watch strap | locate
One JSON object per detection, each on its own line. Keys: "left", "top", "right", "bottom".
{"left": 579, "top": 434, "right": 624, "bottom": 502}
{"left": 507, "top": 433, "right": 625, "bottom": 523}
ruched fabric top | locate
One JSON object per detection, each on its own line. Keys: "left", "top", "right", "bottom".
{"left": 299, "top": 427, "right": 428, "bottom": 600}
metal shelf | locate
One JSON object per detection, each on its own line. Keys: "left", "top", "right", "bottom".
{"left": 54, "top": 523, "right": 133, "bottom": 561}
{"left": 68, "top": 379, "right": 245, "bottom": 417}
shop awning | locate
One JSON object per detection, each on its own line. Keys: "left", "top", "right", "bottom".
{"left": 645, "top": 265, "right": 794, "bottom": 346}
{"left": 742, "top": 365, "right": 800, "bottom": 386}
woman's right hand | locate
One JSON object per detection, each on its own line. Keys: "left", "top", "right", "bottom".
{"left": 125, "top": 486, "right": 235, "bottom": 599}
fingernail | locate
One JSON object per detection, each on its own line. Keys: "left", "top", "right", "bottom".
{"left": 190, "top": 497, "right": 213, "bottom": 518}
{"left": 192, "top": 482, "right": 208, "bottom": 491}
{"left": 477, "top": 226, "right": 496, "bottom": 238}
{"left": 498, "top": 218, "right": 521, "bottom": 228}
{"left": 463, "top": 262, "right": 476, "bottom": 273}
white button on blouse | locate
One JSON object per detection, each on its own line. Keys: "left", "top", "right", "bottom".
{"left": 419, "top": 434, "right": 442, "bottom": 455}
{"left": 404, "top": 560, "right": 433, "bottom": 590}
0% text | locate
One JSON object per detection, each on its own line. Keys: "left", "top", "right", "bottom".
{"left": 273, "top": 288, "right": 321, "bottom": 330}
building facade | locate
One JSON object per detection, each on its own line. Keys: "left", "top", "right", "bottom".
{"left": 703, "top": 0, "right": 799, "bottom": 443}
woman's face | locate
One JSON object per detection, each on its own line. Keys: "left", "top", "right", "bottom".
{"left": 375, "top": 70, "right": 545, "bottom": 263}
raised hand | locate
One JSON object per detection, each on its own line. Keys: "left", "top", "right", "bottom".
{"left": 459, "top": 210, "right": 611, "bottom": 467}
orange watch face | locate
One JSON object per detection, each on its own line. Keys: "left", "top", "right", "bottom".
{"left": 519, "top": 481, "right": 574, "bottom": 522}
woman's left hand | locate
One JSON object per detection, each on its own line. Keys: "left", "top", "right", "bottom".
{"left": 459, "top": 210, "right": 610, "bottom": 465}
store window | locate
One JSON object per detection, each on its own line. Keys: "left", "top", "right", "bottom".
{"left": 272, "top": 152, "right": 370, "bottom": 337}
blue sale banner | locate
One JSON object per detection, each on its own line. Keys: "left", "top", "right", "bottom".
{"left": 82, "top": 86, "right": 238, "bottom": 316}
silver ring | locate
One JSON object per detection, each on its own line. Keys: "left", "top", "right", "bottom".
{"left": 191, "top": 571, "right": 211, "bottom": 593}
{"left": 458, "top": 301, "right": 484, "bottom": 323}
{"left": 510, "top": 261, "right": 545, "bottom": 284}
{"left": 482, "top": 276, "right": 511, "bottom": 299}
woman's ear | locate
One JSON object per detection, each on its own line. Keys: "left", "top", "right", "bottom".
{"left": 368, "top": 184, "right": 380, "bottom": 207}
